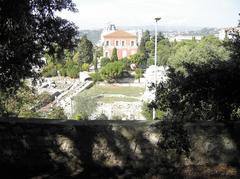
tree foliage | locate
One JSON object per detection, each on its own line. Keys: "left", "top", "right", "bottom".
{"left": 154, "top": 33, "right": 240, "bottom": 121}
{"left": 77, "top": 35, "right": 93, "bottom": 64}
{"left": 100, "top": 57, "right": 111, "bottom": 67}
{"left": 111, "top": 48, "right": 118, "bottom": 61}
{"left": 0, "top": 0, "right": 78, "bottom": 91}
{"left": 169, "top": 36, "right": 229, "bottom": 73}
{"left": 129, "top": 53, "right": 145, "bottom": 65}
{"left": 100, "top": 61, "right": 124, "bottom": 82}
{"left": 0, "top": 85, "right": 59, "bottom": 118}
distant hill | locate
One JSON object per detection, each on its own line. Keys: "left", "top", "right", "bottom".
{"left": 79, "top": 30, "right": 102, "bottom": 44}
{"left": 79, "top": 26, "right": 220, "bottom": 45}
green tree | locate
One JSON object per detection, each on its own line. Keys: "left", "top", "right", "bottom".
{"left": 129, "top": 53, "right": 145, "bottom": 65}
{"left": 100, "top": 57, "right": 111, "bottom": 67}
{"left": 168, "top": 35, "right": 229, "bottom": 73}
{"left": 139, "top": 30, "right": 151, "bottom": 53}
{"left": 157, "top": 39, "right": 172, "bottom": 66}
{"left": 139, "top": 30, "right": 151, "bottom": 65}
{"left": 77, "top": 35, "right": 93, "bottom": 64}
{"left": 0, "top": 0, "right": 78, "bottom": 91}
{"left": 111, "top": 48, "right": 118, "bottom": 61}
{"left": 154, "top": 34, "right": 240, "bottom": 121}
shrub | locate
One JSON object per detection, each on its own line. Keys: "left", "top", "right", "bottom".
{"left": 100, "top": 61, "right": 124, "bottom": 82}
{"left": 64, "top": 60, "right": 80, "bottom": 78}
{"left": 36, "top": 92, "right": 54, "bottom": 108}
{"left": 42, "top": 63, "right": 58, "bottom": 77}
{"left": 18, "top": 109, "right": 41, "bottom": 118}
{"left": 47, "top": 106, "right": 67, "bottom": 119}
{"left": 66, "top": 67, "right": 79, "bottom": 78}
{"left": 73, "top": 95, "right": 97, "bottom": 120}
{"left": 59, "top": 67, "right": 67, "bottom": 76}
{"left": 121, "top": 57, "right": 130, "bottom": 70}
{"left": 90, "top": 72, "right": 103, "bottom": 82}
{"left": 73, "top": 113, "right": 82, "bottom": 120}
{"left": 81, "top": 63, "right": 90, "bottom": 71}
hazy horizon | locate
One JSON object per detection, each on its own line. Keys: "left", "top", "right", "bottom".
{"left": 58, "top": 0, "right": 240, "bottom": 30}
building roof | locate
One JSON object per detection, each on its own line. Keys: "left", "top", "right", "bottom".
{"left": 103, "top": 30, "right": 137, "bottom": 38}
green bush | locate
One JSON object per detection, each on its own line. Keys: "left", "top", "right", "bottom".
{"left": 59, "top": 67, "right": 67, "bottom": 76}
{"left": 73, "top": 113, "right": 82, "bottom": 120}
{"left": 73, "top": 95, "right": 97, "bottom": 120}
{"left": 90, "top": 72, "right": 103, "bottom": 82}
{"left": 18, "top": 110, "right": 41, "bottom": 118}
{"left": 47, "top": 106, "right": 67, "bottom": 119}
{"left": 42, "top": 63, "right": 58, "bottom": 77}
{"left": 66, "top": 67, "right": 79, "bottom": 78}
{"left": 121, "top": 57, "right": 130, "bottom": 70}
{"left": 36, "top": 92, "right": 54, "bottom": 108}
{"left": 100, "top": 61, "right": 124, "bottom": 82}
{"left": 81, "top": 63, "right": 90, "bottom": 71}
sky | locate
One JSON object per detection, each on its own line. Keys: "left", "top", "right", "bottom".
{"left": 58, "top": 0, "right": 240, "bottom": 30}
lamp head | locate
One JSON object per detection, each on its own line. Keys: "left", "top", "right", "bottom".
{"left": 155, "top": 17, "right": 161, "bottom": 22}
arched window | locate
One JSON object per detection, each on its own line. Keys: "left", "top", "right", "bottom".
{"left": 122, "top": 41, "right": 125, "bottom": 46}
{"left": 116, "top": 40, "right": 119, "bottom": 46}
{"left": 131, "top": 41, "right": 134, "bottom": 47}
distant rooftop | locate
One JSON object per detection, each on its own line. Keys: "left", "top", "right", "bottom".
{"left": 103, "top": 30, "right": 137, "bottom": 38}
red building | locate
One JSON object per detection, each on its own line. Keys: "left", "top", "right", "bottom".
{"left": 103, "top": 30, "right": 138, "bottom": 59}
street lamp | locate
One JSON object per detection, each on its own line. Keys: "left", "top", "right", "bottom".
{"left": 238, "top": 13, "right": 240, "bottom": 27}
{"left": 153, "top": 17, "right": 161, "bottom": 120}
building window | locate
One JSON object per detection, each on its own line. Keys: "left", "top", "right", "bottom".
{"left": 116, "top": 40, "right": 119, "bottom": 46}
{"left": 122, "top": 41, "right": 125, "bottom": 46}
{"left": 106, "top": 41, "right": 109, "bottom": 46}
{"left": 131, "top": 41, "right": 134, "bottom": 47}
{"left": 105, "top": 51, "right": 109, "bottom": 57}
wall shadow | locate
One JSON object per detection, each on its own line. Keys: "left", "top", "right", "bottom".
{"left": 0, "top": 118, "right": 240, "bottom": 178}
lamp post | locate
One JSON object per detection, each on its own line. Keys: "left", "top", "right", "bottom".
{"left": 238, "top": 13, "right": 240, "bottom": 27}
{"left": 153, "top": 17, "right": 161, "bottom": 120}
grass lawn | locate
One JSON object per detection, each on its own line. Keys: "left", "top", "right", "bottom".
{"left": 80, "top": 84, "right": 145, "bottom": 97}
{"left": 98, "top": 96, "right": 139, "bottom": 103}
{"left": 76, "top": 84, "right": 144, "bottom": 104}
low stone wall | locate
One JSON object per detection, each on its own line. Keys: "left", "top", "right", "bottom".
{"left": 0, "top": 118, "right": 240, "bottom": 178}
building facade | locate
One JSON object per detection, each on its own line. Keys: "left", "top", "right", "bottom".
{"left": 101, "top": 24, "right": 141, "bottom": 59}
{"left": 103, "top": 30, "right": 138, "bottom": 59}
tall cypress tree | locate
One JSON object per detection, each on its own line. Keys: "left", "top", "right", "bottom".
{"left": 77, "top": 35, "right": 93, "bottom": 64}
{"left": 111, "top": 48, "right": 118, "bottom": 61}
